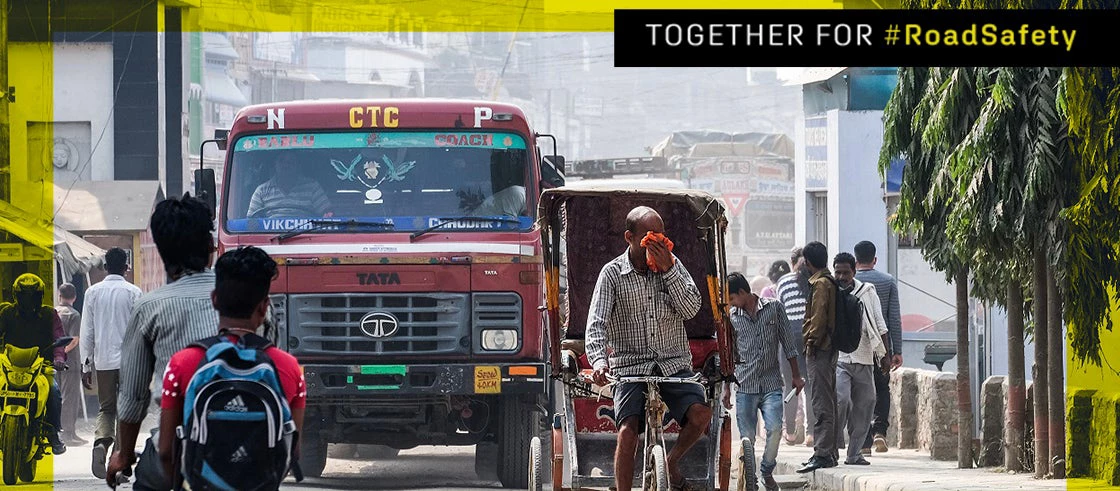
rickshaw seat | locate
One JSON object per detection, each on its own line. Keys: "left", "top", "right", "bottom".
{"left": 572, "top": 338, "right": 719, "bottom": 372}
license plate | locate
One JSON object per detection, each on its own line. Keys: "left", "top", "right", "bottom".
{"left": 0, "top": 390, "right": 33, "bottom": 399}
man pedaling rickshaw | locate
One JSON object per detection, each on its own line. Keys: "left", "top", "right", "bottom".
{"left": 0, "top": 273, "right": 69, "bottom": 455}
{"left": 585, "top": 206, "right": 713, "bottom": 491}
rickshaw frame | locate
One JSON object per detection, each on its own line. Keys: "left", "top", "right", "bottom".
{"left": 535, "top": 187, "right": 738, "bottom": 491}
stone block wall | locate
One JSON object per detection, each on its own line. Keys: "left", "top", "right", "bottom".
{"left": 888, "top": 368, "right": 918, "bottom": 449}
{"left": 1067, "top": 388, "right": 1120, "bottom": 485}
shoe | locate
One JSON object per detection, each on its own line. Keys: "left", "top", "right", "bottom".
{"left": 860, "top": 447, "right": 872, "bottom": 456}
{"left": 874, "top": 434, "right": 888, "bottom": 452}
{"left": 92, "top": 441, "right": 109, "bottom": 479}
{"left": 845, "top": 456, "right": 871, "bottom": 465}
{"left": 64, "top": 433, "right": 89, "bottom": 446}
{"left": 796, "top": 456, "right": 833, "bottom": 473}
{"left": 762, "top": 475, "right": 779, "bottom": 491}
{"left": 49, "top": 438, "right": 66, "bottom": 455}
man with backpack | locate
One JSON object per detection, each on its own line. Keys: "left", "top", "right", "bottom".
{"left": 832, "top": 253, "right": 888, "bottom": 466}
{"left": 157, "top": 246, "right": 305, "bottom": 490}
{"left": 796, "top": 241, "right": 839, "bottom": 473}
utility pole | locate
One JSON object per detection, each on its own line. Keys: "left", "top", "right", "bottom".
{"left": 0, "top": 0, "right": 10, "bottom": 203}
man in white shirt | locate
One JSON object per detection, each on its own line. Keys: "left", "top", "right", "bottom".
{"left": 80, "top": 247, "right": 143, "bottom": 478}
{"left": 831, "top": 252, "right": 889, "bottom": 466}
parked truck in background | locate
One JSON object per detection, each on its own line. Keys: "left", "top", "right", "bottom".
{"left": 195, "top": 98, "right": 565, "bottom": 487}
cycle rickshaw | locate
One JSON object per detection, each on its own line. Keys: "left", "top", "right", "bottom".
{"left": 531, "top": 187, "right": 740, "bottom": 491}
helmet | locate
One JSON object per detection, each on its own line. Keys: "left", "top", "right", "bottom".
{"left": 13, "top": 274, "right": 45, "bottom": 295}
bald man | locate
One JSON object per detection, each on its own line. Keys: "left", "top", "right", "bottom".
{"left": 585, "top": 206, "right": 710, "bottom": 491}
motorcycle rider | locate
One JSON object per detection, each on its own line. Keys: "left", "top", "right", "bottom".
{"left": 0, "top": 273, "right": 69, "bottom": 455}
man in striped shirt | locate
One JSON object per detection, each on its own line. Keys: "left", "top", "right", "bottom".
{"left": 246, "top": 153, "right": 332, "bottom": 219}
{"left": 854, "top": 241, "right": 903, "bottom": 454}
{"left": 106, "top": 194, "right": 220, "bottom": 489}
{"left": 775, "top": 246, "right": 812, "bottom": 445}
{"left": 723, "top": 273, "right": 803, "bottom": 491}
{"left": 585, "top": 206, "right": 709, "bottom": 491}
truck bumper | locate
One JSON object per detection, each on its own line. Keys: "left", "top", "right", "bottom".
{"left": 303, "top": 362, "right": 548, "bottom": 397}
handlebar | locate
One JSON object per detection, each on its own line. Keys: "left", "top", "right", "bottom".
{"left": 577, "top": 369, "right": 704, "bottom": 386}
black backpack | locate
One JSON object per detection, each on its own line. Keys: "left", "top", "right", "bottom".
{"left": 828, "top": 278, "right": 864, "bottom": 354}
{"left": 175, "top": 333, "right": 303, "bottom": 491}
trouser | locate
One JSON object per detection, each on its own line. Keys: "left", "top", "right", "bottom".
{"left": 47, "top": 381, "right": 62, "bottom": 438}
{"left": 806, "top": 347, "right": 838, "bottom": 460}
{"left": 95, "top": 370, "right": 120, "bottom": 445}
{"left": 863, "top": 367, "right": 891, "bottom": 448}
{"left": 735, "top": 390, "right": 784, "bottom": 477}
{"left": 59, "top": 356, "right": 83, "bottom": 436}
{"left": 780, "top": 320, "right": 811, "bottom": 438}
{"left": 836, "top": 362, "right": 876, "bottom": 462}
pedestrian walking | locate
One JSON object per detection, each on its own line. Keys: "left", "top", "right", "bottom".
{"left": 105, "top": 194, "right": 219, "bottom": 490}
{"left": 57, "top": 283, "right": 88, "bottom": 447}
{"left": 157, "top": 246, "right": 305, "bottom": 490}
{"left": 585, "top": 205, "right": 710, "bottom": 491}
{"left": 80, "top": 247, "right": 143, "bottom": 478}
{"left": 759, "top": 260, "right": 791, "bottom": 300}
{"left": 723, "top": 272, "right": 804, "bottom": 491}
{"left": 854, "top": 241, "right": 903, "bottom": 454}
{"left": 775, "top": 247, "right": 812, "bottom": 446}
{"left": 797, "top": 241, "right": 839, "bottom": 473}
{"left": 832, "top": 253, "right": 889, "bottom": 466}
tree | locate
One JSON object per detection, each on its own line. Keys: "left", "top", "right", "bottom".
{"left": 881, "top": 66, "right": 980, "bottom": 469}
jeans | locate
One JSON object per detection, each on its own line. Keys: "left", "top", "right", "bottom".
{"left": 735, "top": 390, "right": 784, "bottom": 477}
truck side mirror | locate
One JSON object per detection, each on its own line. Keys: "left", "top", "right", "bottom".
{"left": 194, "top": 168, "right": 217, "bottom": 214}
{"left": 214, "top": 129, "right": 229, "bottom": 151}
{"left": 541, "top": 155, "right": 566, "bottom": 188}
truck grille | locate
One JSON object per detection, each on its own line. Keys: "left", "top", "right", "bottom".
{"left": 289, "top": 293, "right": 470, "bottom": 356}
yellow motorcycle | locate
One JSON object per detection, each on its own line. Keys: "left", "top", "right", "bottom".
{"left": 0, "top": 336, "right": 72, "bottom": 485}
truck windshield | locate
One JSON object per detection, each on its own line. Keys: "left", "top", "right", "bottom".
{"left": 223, "top": 130, "right": 534, "bottom": 233}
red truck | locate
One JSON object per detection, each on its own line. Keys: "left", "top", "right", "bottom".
{"left": 195, "top": 98, "right": 565, "bottom": 487}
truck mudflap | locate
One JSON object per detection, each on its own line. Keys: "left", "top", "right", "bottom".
{"left": 302, "top": 363, "right": 548, "bottom": 397}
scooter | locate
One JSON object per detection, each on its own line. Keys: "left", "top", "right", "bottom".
{"left": 0, "top": 336, "right": 72, "bottom": 485}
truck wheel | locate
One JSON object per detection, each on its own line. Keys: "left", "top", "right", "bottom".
{"left": 497, "top": 398, "right": 540, "bottom": 489}
{"left": 299, "top": 434, "right": 328, "bottom": 478}
{"left": 355, "top": 445, "right": 400, "bottom": 459}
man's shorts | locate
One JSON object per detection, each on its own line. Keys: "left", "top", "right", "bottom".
{"left": 613, "top": 369, "right": 708, "bottom": 431}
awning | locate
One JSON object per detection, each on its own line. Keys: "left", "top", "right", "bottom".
{"left": 0, "top": 201, "right": 106, "bottom": 277}
{"left": 204, "top": 69, "right": 249, "bottom": 107}
{"left": 781, "top": 67, "right": 848, "bottom": 86}
{"left": 252, "top": 66, "right": 321, "bottom": 83}
{"left": 203, "top": 32, "right": 239, "bottom": 61}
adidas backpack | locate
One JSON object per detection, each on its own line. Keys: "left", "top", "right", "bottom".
{"left": 828, "top": 278, "right": 865, "bottom": 354}
{"left": 176, "top": 333, "right": 303, "bottom": 491}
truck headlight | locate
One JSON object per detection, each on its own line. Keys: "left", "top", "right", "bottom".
{"left": 481, "top": 329, "right": 518, "bottom": 351}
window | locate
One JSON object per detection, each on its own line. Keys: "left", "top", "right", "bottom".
{"left": 810, "top": 191, "right": 828, "bottom": 246}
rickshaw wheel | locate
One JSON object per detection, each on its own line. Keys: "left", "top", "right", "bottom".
{"left": 647, "top": 445, "right": 669, "bottom": 491}
{"left": 737, "top": 438, "right": 757, "bottom": 491}
{"left": 528, "top": 436, "right": 544, "bottom": 491}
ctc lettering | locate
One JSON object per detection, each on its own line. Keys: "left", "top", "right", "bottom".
{"left": 349, "top": 106, "right": 400, "bottom": 128}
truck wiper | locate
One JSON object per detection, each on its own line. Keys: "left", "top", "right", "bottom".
{"left": 274, "top": 219, "right": 395, "bottom": 242}
{"left": 410, "top": 216, "right": 521, "bottom": 241}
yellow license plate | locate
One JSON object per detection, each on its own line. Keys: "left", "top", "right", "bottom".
{"left": 474, "top": 366, "right": 501, "bottom": 394}
{"left": 0, "top": 390, "right": 34, "bottom": 399}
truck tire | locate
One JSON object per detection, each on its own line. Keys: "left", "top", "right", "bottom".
{"left": 497, "top": 398, "right": 540, "bottom": 489}
{"left": 299, "top": 433, "right": 328, "bottom": 478}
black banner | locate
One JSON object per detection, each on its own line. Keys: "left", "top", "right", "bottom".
{"left": 614, "top": 9, "right": 1115, "bottom": 67}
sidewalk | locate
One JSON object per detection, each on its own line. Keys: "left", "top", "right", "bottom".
{"left": 760, "top": 441, "right": 1108, "bottom": 491}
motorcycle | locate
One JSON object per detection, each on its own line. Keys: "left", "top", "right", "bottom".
{"left": 0, "top": 336, "right": 72, "bottom": 485}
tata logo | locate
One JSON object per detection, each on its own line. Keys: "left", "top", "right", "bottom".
{"left": 359, "top": 312, "right": 400, "bottom": 338}
{"left": 357, "top": 272, "right": 401, "bottom": 285}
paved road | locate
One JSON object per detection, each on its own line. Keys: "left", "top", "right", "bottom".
{"left": 43, "top": 442, "right": 507, "bottom": 491}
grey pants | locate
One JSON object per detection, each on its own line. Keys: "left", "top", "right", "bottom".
{"left": 780, "top": 320, "right": 811, "bottom": 437}
{"left": 807, "top": 347, "right": 839, "bottom": 459}
{"left": 59, "top": 355, "right": 84, "bottom": 435}
{"left": 836, "top": 362, "right": 876, "bottom": 462}
{"left": 96, "top": 370, "right": 120, "bottom": 445}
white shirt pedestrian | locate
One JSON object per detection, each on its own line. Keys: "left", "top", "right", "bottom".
{"left": 839, "top": 279, "right": 888, "bottom": 366}
{"left": 80, "top": 274, "right": 142, "bottom": 372}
